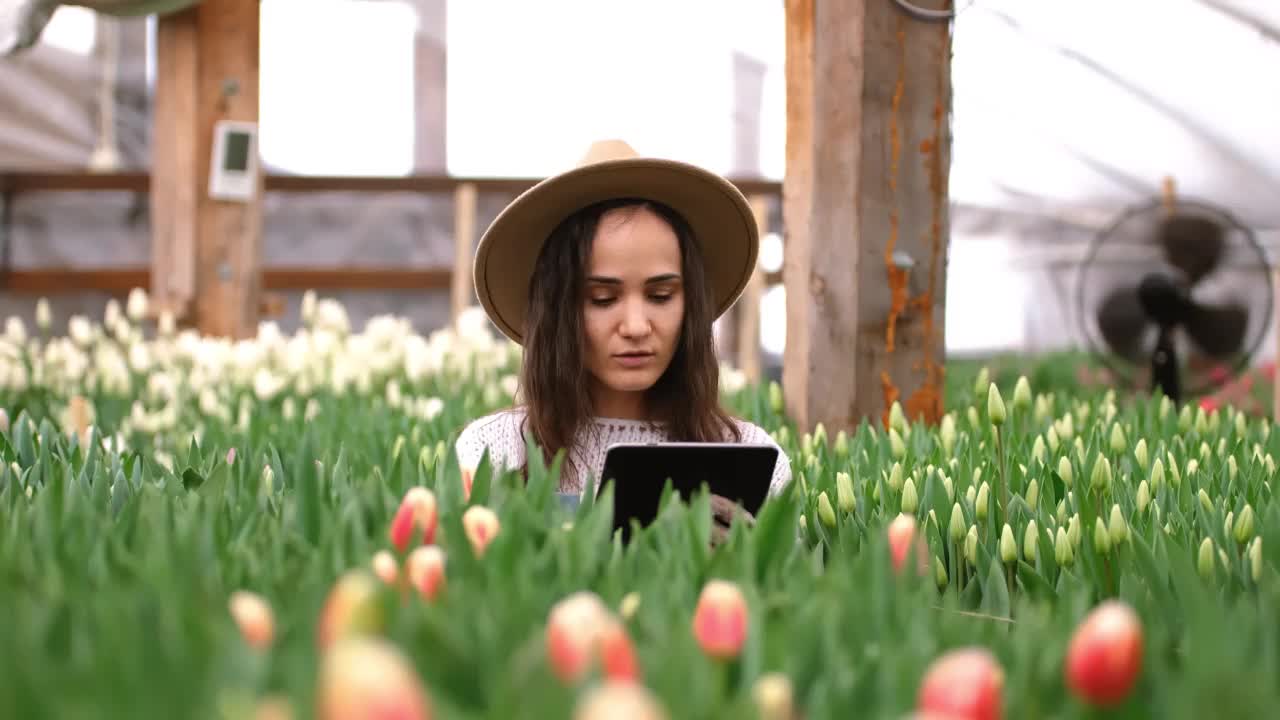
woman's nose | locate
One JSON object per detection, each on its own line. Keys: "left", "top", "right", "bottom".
{"left": 618, "top": 298, "right": 651, "bottom": 338}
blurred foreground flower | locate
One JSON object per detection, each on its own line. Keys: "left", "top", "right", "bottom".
{"left": 406, "top": 546, "right": 446, "bottom": 601}
{"left": 317, "top": 571, "right": 385, "bottom": 651}
{"left": 574, "top": 680, "right": 668, "bottom": 720}
{"left": 916, "top": 647, "right": 1004, "bottom": 720}
{"left": 888, "top": 513, "right": 929, "bottom": 575}
{"left": 691, "top": 579, "right": 748, "bottom": 661}
{"left": 390, "top": 487, "right": 439, "bottom": 552}
{"left": 462, "top": 505, "right": 500, "bottom": 557}
{"left": 546, "top": 591, "right": 639, "bottom": 685}
{"left": 228, "top": 590, "right": 275, "bottom": 651}
{"left": 318, "top": 636, "right": 432, "bottom": 720}
{"left": 1064, "top": 600, "right": 1143, "bottom": 708}
{"left": 753, "top": 672, "right": 795, "bottom": 720}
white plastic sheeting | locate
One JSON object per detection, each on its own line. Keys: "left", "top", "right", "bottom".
{"left": 1, "top": 0, "right": 1278, "bottom": 359}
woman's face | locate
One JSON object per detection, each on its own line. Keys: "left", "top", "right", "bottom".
{"left": 582, "top": 205, "right": 685, "bottom": 418}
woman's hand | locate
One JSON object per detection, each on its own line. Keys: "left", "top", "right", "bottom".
{"left": 709, "top": 494, "right": 755, "bottom": 547}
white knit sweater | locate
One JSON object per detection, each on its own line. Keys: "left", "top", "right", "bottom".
{"left": 455, "top": 408, "right": 793, "bottom": 497}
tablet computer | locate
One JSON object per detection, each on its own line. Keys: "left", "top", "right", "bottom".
{"left": 595, "top": 442, "right": 779, "bottom": 540}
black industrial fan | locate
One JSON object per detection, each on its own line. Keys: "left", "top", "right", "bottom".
{"left": 1075, "top": 196, "right": 1273, "bottom": 405}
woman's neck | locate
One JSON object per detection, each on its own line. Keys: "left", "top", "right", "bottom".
{"left": 589, "top": 383, "right": 649, "bottom": 421}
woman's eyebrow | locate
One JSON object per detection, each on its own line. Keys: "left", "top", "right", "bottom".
{"left": 586, "top": 273, "right": 682, "bottom": 285}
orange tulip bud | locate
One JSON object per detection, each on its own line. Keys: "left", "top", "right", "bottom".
{"left": 390, "top": 487, "right": 438, "bottom": 552}
{"left": 691, "top": 579, "right": 748, "bottom": 661}
{"left": 317, "top": 571, "right": 385, "bottom": 651}
{"left": 406, "top": 546, "right": 447, "bottom": 601}
{"left": 573, "top": 680, "right": 668, "bottom": 720}
{"left": 888, "top": 513, "right": 929, "bottom": 575}
{"left": 462, "top": 505, "right": 500, "bottom": 557}
{"left": 372, "top": 550, "right": 399, "bottom": 586}
{"left": 317, "top": 636, "right": 433, "bottom": 720}
{"left": 228, "top": 590, "right": 275, "bottom": 651}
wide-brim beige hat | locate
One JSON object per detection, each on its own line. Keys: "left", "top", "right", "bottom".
{"left": 473, "top": 139, "right": 760, "bottom": 345}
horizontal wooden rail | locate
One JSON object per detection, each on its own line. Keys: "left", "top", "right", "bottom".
{"left": 0, "top": 267, "right": 453, "bottom": 295}
{"left": 0, "top": 171, "right": 784, "bottom": 197}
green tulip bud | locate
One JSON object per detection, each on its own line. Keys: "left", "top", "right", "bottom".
{"left": 1178, "top": 404, "right": 1192, "bottom": 432}
{"left": 817, "top": 491, "right": 837, "bottom": 528}
{"left": 1109, "top": 423, "right": 1127, "bottom": 454}
{"left": 965, "top": 525, "right": 978, "bottom": 566}
{"left": 967, "top": 406, "right": 980, "bottom": 429}
{"left": 1023, "top": 519, "right": 1039, "bottom": 563}
{"left": 1046, "top": 425, "right": 1061, "bottom": 454}
{"left": 888, "top": 462, "right": 904, "bottom": 493}
{"left": 1093, "top": 518, "right": 1111, "bottom": 554}
{"left": 1208, "top": 409, "right": 1220, "bottom": 434}
{"left": 1235, "top": 410, "right": 1248, "bottom": 438}
{"left": 1198, "top": 488, "right": 1213, "bottom": 514}
{"left": 889, "top": 402, "right": 908, "bottom": 437}
{"left": 1035, "top": 393, "right": 1051, "bottom": 423}
{"left": 965, "top": 485, "right": 976, "bottom": 506}
{"left": 1055, "top": 526, "right": 1074, "bottom": 567}
{"left": 1075, "top": 437, "right": 1087, "bottom": 464}
{"left": 1108, "top": 504, "right": 1128, "bottom": 546}
{"left": 1057, "top": 456, "right": 1072, "bottom": 486}
{"left": 1068, "top": 514, "right": 1082, "bottom": 548}
{"left": 889, "top": 428, "right": 906, "bottom": 460}
{"left": 1136, "top": 480, "right": 1151, "bottom": 514}
{"left": 1134, "top": 438, "right": 1149, "bottom": 471}
{"left": 768, "top": 381, "right": 783, "bottom": 413}
{"left": 813, "top": 422, "right": 828, "bottom": 450}
{"left": 949, "top": 502, "right": 966, "bottom": 543}
{"left": 973, "top": 367, "right": 990, "bottom": 396}
{"left": 1198, "top": 537, "right": 1215, "bottom": 579}
{"left": 934, "top": 556, "right": 948, "bottom": 589}
{"left": 1000, "top": 524, "right": 1017, "bottom": 564}
{"left": 939, "top": 414, "right": 956, "bottom": 455}
{"left": 976, "top": 482, "right": 990, "bottom": 522}
{"left": 1012, "top": 375, "right": 1032, "bottom": 412}
{"left": 901, "top": 478, "right": 919, "bottom": 514}
{"left": 836, "top": 472, "right": 855, "bottom": 514}
{"left": 1250, "top": 537, "right": 1263, "bottom": 582}
{"left": 1025, "top": 478, "right": 1039, "bottom": 510}
{"left": 1235, "top": 504, "right": 1255, "bottom": 545}
{"left": 1091, "top": 454, "right": 1112, "bottom": 493}
{"left": 1056, "top": 499, "right": 1067, "bottom": 524}
{"left": 1194, "top": 407, "right": 1209, "bottom": 435}
{"left": 988, "top": 384, "right": 1006, "bottom": 427}
{"left": 1158, "top": 394, "right": 1172, "bottom": 419}
{"left": 1031, "top": 435, "right": 1046, "bottom": 466}
{"left": 1228, "top": 455, "right": 1238, "bottom": 482}
{"left": 834, "top": 430, "right": 849, "bottom": 458}
{"left": 1150, "top": 457, "right": 1165, "bottom": 491}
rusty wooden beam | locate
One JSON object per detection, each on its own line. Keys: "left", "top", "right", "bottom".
{"left": 0, "top": 171, "right": 784, "bottom": 197}
{"left": 0, "top": 267, "right": 453, "bottom": 295}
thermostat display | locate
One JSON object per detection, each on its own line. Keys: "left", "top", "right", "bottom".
{"left": 208, "top": 120, "right": 259, "bottom": 202}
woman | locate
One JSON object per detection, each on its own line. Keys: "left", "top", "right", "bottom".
{"left": 455, "top": 140, "right": 791, "bottom": 535}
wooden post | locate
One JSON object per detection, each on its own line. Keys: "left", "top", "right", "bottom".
{"left": 452, "top": 182, "right": 478, "bottom": 327}
{"left": 151, "top": 0, "right": 262, "bottom": 338}
{"left": 737, "top": 194, "right": 769, "bottom": 383}
{"left": 782, "top": 0, "right": 952, "bottom": 433}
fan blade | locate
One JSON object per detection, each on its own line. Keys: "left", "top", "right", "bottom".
{"left": 1182, "top": 300, "right": 1249, "bottom": 358}
{"left": 1096, "top": 285, "right": 1151, "bottom": 361}
{"left": 1156, "top": 213, "right": 1227, "bottom": 285}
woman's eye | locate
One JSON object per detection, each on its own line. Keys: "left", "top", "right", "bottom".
{"left": 649, "top": 293, "right": 673, "bottom": 303}
{"left": 589, "top": 297, "right": 615, "bottom": 307}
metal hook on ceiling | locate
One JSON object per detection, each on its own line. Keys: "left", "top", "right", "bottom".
{"left": 889, "top": 0, "right": 975, "bottom": 23}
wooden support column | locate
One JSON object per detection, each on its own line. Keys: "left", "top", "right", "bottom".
{"left": 151, "top": 0, "right": 262, "bottom": 338}
{"left": 782, "top": 0, "right": 953, "bottom": 433}
{"left": 451, "top": 182, "right": 477, "bottom": 327}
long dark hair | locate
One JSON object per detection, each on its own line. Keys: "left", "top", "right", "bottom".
{"left": 517, "top": 197, "right": 741, "bottom": 483}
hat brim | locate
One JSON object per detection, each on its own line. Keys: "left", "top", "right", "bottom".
{"left": 473, "top": 158, "right": 760, "bottom": 345}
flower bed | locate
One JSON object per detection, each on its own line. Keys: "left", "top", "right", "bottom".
{"left": 0, "top": 291, "right": 1276, "bottom": 719}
